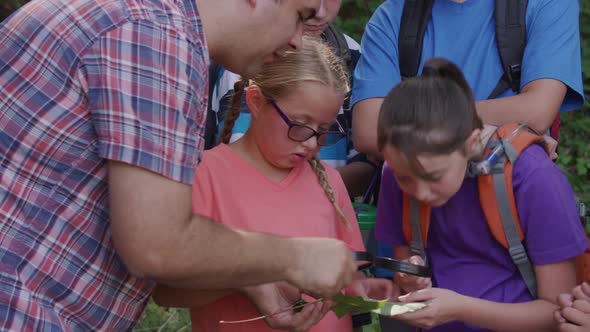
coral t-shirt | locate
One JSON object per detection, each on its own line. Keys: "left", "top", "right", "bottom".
{"left": 189, "top": 144, "right": 364, "bottom": 332}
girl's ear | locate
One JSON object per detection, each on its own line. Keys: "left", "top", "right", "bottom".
{"left": 464, "top": 128, "right": 483, "bottom": 159}
{"left": 245, "top": 85, "right": 265, "bottom": 119}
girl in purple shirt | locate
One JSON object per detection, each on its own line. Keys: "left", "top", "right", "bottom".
{"left": 375, "top": 58, "right": 587, "bottom": 332}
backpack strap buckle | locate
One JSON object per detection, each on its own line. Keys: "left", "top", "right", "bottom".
{"left": 508, "top": 243, "right": 529, "bottom": 265}
{"left": 508, "top": 63, "right": 522, "bottom": 92}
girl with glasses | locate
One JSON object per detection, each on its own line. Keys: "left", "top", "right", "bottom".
{"left": 152, "top": 37, "right": 398, "bottom": 332}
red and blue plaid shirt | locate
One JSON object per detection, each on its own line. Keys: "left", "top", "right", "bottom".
{"left": 0, "top": 0, "right": 207, "bottom": 329}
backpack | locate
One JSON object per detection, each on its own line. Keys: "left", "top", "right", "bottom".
{"left": 204, "top": 60, "right": 222, "bottom": 150}
{"left": 398, "top": 0, "right": 560, "bottom": 140}
{"left": 401, "top": 123, "right": 590, "bottom": 298}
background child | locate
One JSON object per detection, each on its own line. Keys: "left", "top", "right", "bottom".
{"left": 153, "top": 37, "right": 398, "bottom": 332}
{"left": 374, "top": 58, "right": 587, "bottom": 331}
{"left": 555, "top": 282, "right": 590, "bottom": 331}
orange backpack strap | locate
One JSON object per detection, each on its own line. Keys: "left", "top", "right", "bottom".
{"left": 477, "top": 123, "right": 547, "bottom": 298}
{"left": 575, "top": 239, "right": 590, "bottom": 284}
{"left": 402, "top": 195, "right": 431, "bottom": 260}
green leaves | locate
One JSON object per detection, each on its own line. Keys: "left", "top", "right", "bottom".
{"left": 331, "top": 294, "right": 429, "bottom": 318}
{"left": 332, "top": 294, "right": 387, "bottom": 317}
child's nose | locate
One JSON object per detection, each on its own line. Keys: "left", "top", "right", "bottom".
{"left": 301, "top": 135, "right": 319, "bottom": 150}
{"left": 414, "top": 182, "right": 433, "bottom": 202}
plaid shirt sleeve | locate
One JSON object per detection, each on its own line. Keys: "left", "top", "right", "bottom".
{"left": 82, "top": 19, "right": 207, "bottom": 184}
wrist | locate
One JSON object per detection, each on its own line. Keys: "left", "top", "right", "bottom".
{"left": 282, "top": 238, "right": 305, "bottom": 287}
{"left": 452, "top": 293, "right": 471, "bottom": 322}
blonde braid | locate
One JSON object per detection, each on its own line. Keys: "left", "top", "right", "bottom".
{"left": 219, "top": 78, "right": 248, "bottom": 144}
{"left": 308, "top": 156, "right": 350, "bottom": 228}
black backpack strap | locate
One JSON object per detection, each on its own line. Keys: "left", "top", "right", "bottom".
{"left": 204, "top": 60, "right": 221, "bottom": 149}
{"left": 323, "top": 24, "right": 352, "bottom": 74}
{"left": 323, "top": 25, "right": 355, "bottom": 146}
{"left": 488, "top": 0, "right": 528, "bottom": 99}
{"left": 399, "top": 0, "right": 434, "bottom": 80}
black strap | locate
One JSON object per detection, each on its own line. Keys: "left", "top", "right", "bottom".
{"left": 488, "top": 0, "right": 528, "bottom": 99}
{"left": 398, "top": 0, "right": 528, "bottom": 99}
{"left": 322, "top": 25, "right": 356, "bottom": 149}
{"left": 398, "top": 0, "right": 434, "bottom": 80}
{"left": 204, "top": 61, "right": 221, "bottom": 149}
{"left": 323, "top": 24, "right": 352, "bottom": 73}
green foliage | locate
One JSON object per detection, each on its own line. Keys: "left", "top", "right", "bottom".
{"left": 0, "top": 0, "right": 26, "bottom": 21}
{"left": 334, "top": 0, "right": 383, "bottom": 42}
{"left": 133, "top": 300, "right": 191, "bottom": 332}
{"left": 557, "top": 0, "right": 590, "bottom": 207}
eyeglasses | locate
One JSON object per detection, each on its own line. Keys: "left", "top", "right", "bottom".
{"left": 269, "top": 100, "right": 346, "bottom": 146}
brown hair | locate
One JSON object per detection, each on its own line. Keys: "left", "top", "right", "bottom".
{"left": 377, "top": 58, "right": 483, "bottom": 179}
{"left": 220, "top": 36, "right": 350, "bottom": 226}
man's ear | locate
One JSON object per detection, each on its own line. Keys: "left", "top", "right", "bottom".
{"left": 245, "top": 86, "right": 265, "bottom": 119}
{"left": 464, "top": 128, "right": 483, "bottom": 159}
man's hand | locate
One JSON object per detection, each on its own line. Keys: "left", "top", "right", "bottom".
{"left": 286, "top": 238, "right": 357, "bottom": 299}
{"left": 345, "top": 277, "right": 401, "bottom": 301}
{"left": 242, "top": 282, "right": 333, "bottom": 332}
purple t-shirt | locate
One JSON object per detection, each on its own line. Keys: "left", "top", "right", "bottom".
{"left": 375, "top": 144, "right": 588, "bottom": 332}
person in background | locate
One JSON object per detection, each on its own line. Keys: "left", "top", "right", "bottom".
{"left": 351, "top": 0, "right": 584, "bottom": 160}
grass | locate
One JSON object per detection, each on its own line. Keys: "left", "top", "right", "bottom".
{"left": 133, "top": 300, "right": 191, "bottom": 332}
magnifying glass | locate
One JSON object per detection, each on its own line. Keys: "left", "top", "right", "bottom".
{"left": 353, "top": 251, "right": 432, "bottom": 277}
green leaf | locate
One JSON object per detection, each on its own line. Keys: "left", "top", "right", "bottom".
{"left": 331, "top": 294, "right": 429, "bottom": 318}
{"left": 372, "top": 301, "right": 430, "bottom": 316}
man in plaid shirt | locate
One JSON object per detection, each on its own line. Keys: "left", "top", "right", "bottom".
{"left": 0, "top": 0, "right": 359, "bottom": 330}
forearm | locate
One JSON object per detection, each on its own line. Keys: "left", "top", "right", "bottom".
{"left": 476, "top": 79, "right": 566, "bottom": 133}
{"left": 141, "top": 214, "right": 296, "bottom": 289}
{"left": 352, "top": 98, "right": 384, "bottom": 158}
{"left": 457, "top": 295, "right": 558, "bottom": 332}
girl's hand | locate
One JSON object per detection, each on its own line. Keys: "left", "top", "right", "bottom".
{"left": 393, "top": 288, "right": 465, "bottom": 329}
{"left": 345, "top": 277, "right": 401, "bottom": 301}
{"left": 571, "top": 282, "right": 590, "bottom": 302}
{"left": 555, "top": 282, "right": 590, "bottom": 331}
{"left": 394, "top": 255, "right": 431, "bottom": 293}
{"left": 542, "top": 134, "right": 558, "bottom": 160}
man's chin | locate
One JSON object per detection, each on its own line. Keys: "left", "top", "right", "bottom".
{"left": 238, "top": 63, "right": 264, "bottom": 79}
